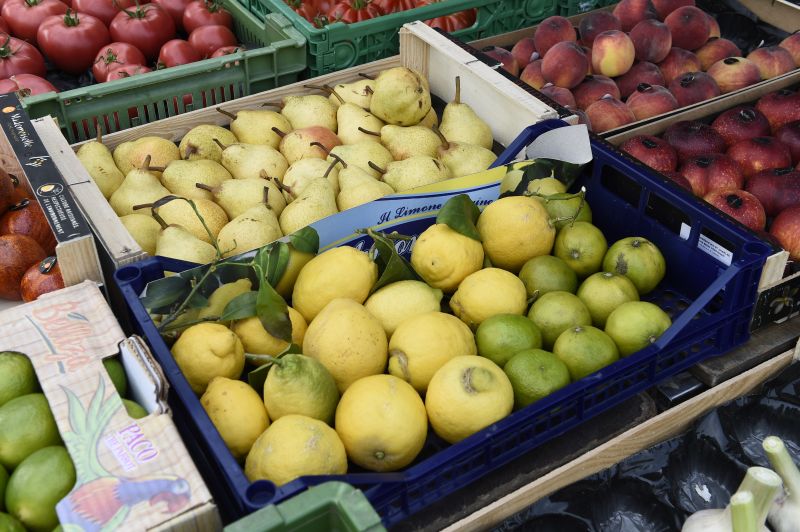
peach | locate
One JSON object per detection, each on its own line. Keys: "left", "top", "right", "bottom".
{"left": 534, "top": 16, "right": 576, "bottom": 56}
{"left": 711, "top": 106, "right": 771, "bottom": 147}
{"left": 658, "top": 47, "right": 702, "bottom": 84}
{"left": 695, "top": 38, "right": 741, "bottom": 71}
{"left": 612, "top": 0, "right": 658, "bottom": 32}
{"left": 779, "top": 32, "right": 800, "bottom": 67}
{"left": 664, "top": 6, "right": 711, "bottom": 51}
{"left": 540, "top": 83, "right": 576, "bottom": 108}
{"left": 668, "top": 71, "right": 720, "bottom": 106}
{"left": 651, "top": 0, "right": 694, "bottom": 20}
{"left": 746, "top": 46, "right": 796, "bottom": 80}
{"left": 615, "top": 61, "right": 665, "bottom": 98}
{"left": 542, "top": 41, "right": 589, "bottom": 89}
{"left": 727, "top": 136, "right": 793, "bottom": 178}
{"left": 572, "top": 75, "right": 621, "bottom": 110}
{"left": 756, "top": 89, "right": 800, "bottom": 133}
{"left": 663, "top": 120, "right": 726, "bottom": 161}
{"left": 581, "top": 45, "right": 593, "bottom": 74}
{"left": 630, "top": 19, "right": 672, "bottom": 63}
{"left": 511, "top": 38, "right": 538, "bottom": 69}
{"left": 706, "top": 13, "right": 720, "bottom": 38}
{"left": 776, "top": 121, "right": 800, "bottom": 165}
{"left": 678, "top": 154, "right": 744, "bottom": 196}
{"left": 707, "top": 57, "right": 762, "bottom": 94}
{"left": 585, "top": 95, "right": 635, "bottom": 133}
{"left": 579, "top": 11, "right": 622, "bottom": 47}
{"left": 592, "top": 30, "right": 635, "bottom": 77}
{"left": 481, "top": 46, "right": 520, "bottom": 76}
{"left": 619, "top": 135, "right": 678, "bottom": 172}
{"left": 565, "top": 106, "right": 592, "bottom": 130}
{"left": 626, "top": 83, "right": 678, "bottom": 120}
{"left": 520, "top": 59, "right": 546, "bottom": 89}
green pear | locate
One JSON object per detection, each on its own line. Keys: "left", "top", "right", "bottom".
{"left": 276, "top": 95, "right": 337, "bottom": 131}
{"left": 369, "top": 67, "right": 431, "bottom": 126}
{"left": 419, "top": 107, "right": 439, "bottom": 129}
{"left": 126, "top": 136, "right": 181, "bottom": 176}
{"left": 217, "top": 194, "right": 284, "bottom": 258}
{"left": 378, "top": 125, "right": 442, "bottom": 160}
{"left": 162, "top": 159, "right": 233, "bottom": 200}
{"left": 198, "top": 278, "right": 253, "bottom": 321}
{"left": 119, "top": 214, "right": 161, "bottom": 255}
{"left": 179, "top": 125, "right": 238, "bottom": 162}
{"left": 76, "top": 132, "right": 124, "bottom": 198}
{"left": 283, "top": 158, "right": 340, "bottom": 199}
{"left": 218, "top": 108, "right": 291, "bottom": 148}
{"left": 377, "top": 156, "right": 451, "bottom": 192}
{"left": 279, "top": 177, "right": 338, "bottom": 235}
{"left": 155, "top": 224, "right": 217, "bottom": 264}
{"left": 336, "top": 103, "right": 385, "bottom": 145}
{"left": 337, "top": 161, "right": 394, "bottom": 211}
{"left": 328, "top": 79, "right": 374, "bottom": 108}
{"left": 437, "top": 140, "right": 497, "bottom": 178}
{"left": 197, "top": 177, "right": 286, "bottom": 219}
{"left": 109, "top": 157, "right": 171, "bottom": 217}
{"left": 328, "top": 141, "right": 393, "bottom": 179}
{"left": 157, "top": 198, "right": 229, "bottom": 243}
{"left": 113, "top": 141, "right": 135, "bottom": 175}
{"left": 439, "top": 76, "right": 493, "bottom": 150}
{"left": 277, "top": 126, "right": 341, "bottom": 165}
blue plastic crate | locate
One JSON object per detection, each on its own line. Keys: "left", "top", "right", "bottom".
{"left": 114, "top": 119, "right": 772, "bottom": 526}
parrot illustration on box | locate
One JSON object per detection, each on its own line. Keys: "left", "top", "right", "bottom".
{"left": 56, "top": 376, "right": 192, "bottom": 532}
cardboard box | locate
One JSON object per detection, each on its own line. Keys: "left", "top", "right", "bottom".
{"left": 30, "top": 22, "right": 561, "bottom": 270}
{"left": 0, "top": 94, "right": 103, "bottom": 312}
{"left": 0, "top": 281, "right": 220, "bottom": 531}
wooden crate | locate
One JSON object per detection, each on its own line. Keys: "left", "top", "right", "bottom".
{"left": 31, "top": 22, "right": 561, "bottom": 269}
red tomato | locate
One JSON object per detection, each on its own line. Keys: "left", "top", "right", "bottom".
{"left": 0, "top": 34, "right": 46, "bottom": 77}
{"left": 152, "top": 0, "right": 191, "bottom": 31}
{"left": 109, "top": 3, "right": 175, "bottom": 61}
{"left": 158, "top": 38, "right": 201, "bottom": 67}
{"left": 37, "top": 10, "right": 110, "bottom": 75}
{"left": 0, "top": 16, "right": 8, "bottom": 33}
{"left": 1, "top": 0, "right": 67, "bottom": 44}
{"left": 414, "top": 0, "right": 475, "bottom": 31}
{"left": 106, "top": 63, "right": 151, "bottom": 80}
{"left": 327, "top": 0, "right": 382, "bottom": 23}
{"left": 72, "top": 0, "right": 134, "bottom": 25}
{"left": 0, "top": 73, "right": 56, "bottom": 95}
{"left": 93, "top": 41, "right": 146, "bottom": 82}
{"left": 373, "top": 0, "right": 414, "bottom": 14}
{"left": 187, "top": 24, "right": 235, "bottom": 58}
{"left": 210, "top": 44, "right": 242, "bottom": 57}
{"left": 183, "top": 0, "right": 232, "bottom": 33}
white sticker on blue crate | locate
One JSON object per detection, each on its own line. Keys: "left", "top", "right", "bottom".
{"left": 680, "top": 222, "right": 734, "bottom": 266}
{"left": 525, "top": 124, "right": 593, "bottom": 165}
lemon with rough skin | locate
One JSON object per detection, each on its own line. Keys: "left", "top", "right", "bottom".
{"left": 605, "top": 301, "right": 672, "bottom": 356}
{"left": 553, "top": 325, "right": 619, "bottom": 380}
{"left": 303, "top": 299, "right": 388, "bottom": 392}
{"left": 410, "top": 224, "right": 484, "bottom": 293}
{"left": 528, "top": 291, "right": 592, "bottom": 349}
{"left": 335, "top": 374, "right": 427, "bottom": 471}
{"left": 102, "top": 357, "right": 127, "bottom": 397}
{"left": 198, "top": 279, "right": 253, "bottom": 322}
{"left": 388, "top": 311, "right": 477, "bottom": 393}
{"left": 292, "top": 246, "right": 377, "bottom": 322}
{"left": 518, "top": 255, "right": 579, "bottom": 299}
{"left": 504, "top": 349, "right": 570, "bottom": 409}
{"left": 602, "top": 236, "right": 666, "bottom": 295}
{"left": 500, "top": 170, "right": 567, "bottom": 196}
{"left": 0, "top": 352, "right": 37, "bottom": 408}
{"left": 543, "top": 193, "right": 592, "bottom": 230}
{"left": 450, "top": 268, "right": 528, "bottom": 330}
{"left": 0, "top": 512, "right": 24, "bottom": 532}
{"left": 201, "top": 377, "right": 269, "bottom": 460}
{"left": 232, "top": 307, "right": 307, "bottom": 361}
{"left": 365, "top": 280, "right": 444, "bottom": 337}
{"left": 263, "top": 354, "right": 340, "bottom": 424}
{"left": 171, "top": 323, "right": 245, "bottom": 395}
{"left": 0, "top": 394, "right": 61, "bottom": 470}
{"left": 577, "top": 271, "right": 639, "bottom": 328}
{"left": 274, "top": 247, "right": 315, "bottom": 299}
{"left": 426, "top": 356, "right": 513, "bottom": 444}
{"left": 476, "top": 314, "right": 542, "bottom": 367}
{"left": 245, "top": 415, "right": 346, "bottom": 485}
{"left": 554, "top": 221, "right": 608, "bottom": 278}
{"left": 476, "top": 195, "right": 555, "bottom": 272}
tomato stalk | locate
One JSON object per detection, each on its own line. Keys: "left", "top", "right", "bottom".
{"left": 120, "top": 0, "right": 149, "bottom": 18}
{"left": 24, "top": 0, "right": 43, "bottom": 7}
{"left": 63, "top": 9, "right": 80, "bottom": 27}
{"left": 0, "top": 35, "right": 13, "bottom": 58}
{"left": 203, "top": 0, "right": 225, "bottom": 13}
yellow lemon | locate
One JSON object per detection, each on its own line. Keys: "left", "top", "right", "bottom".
{"left": 292, "top": 246, "right": 377, "bottom": 322}
{"left": 450, "top": 268, "right": 528, "bottom": 329}
{"left": 263, "top": 354, "right": 340, "bottom": 425}
{"left": 303, "top": 299, "right": 388, "bottom": 392}
{"left": 171, "top": 323, "right": 245, "bottom": 394}
{"left": 197, "top": 279, "right": 253, "bottom": 322}
{"left": 426, "top": 356, "right": 513, "bottom": 444}
{"left": 410, "top": 224, "right": 484, "bottom": 293}
{"left": 388, "top": 311, "right": 476, "bottom": 393}
{"left": 201, "top": 377, "right": 269, "bottom": 460}
{"left": 335, "top": 375, "right": 427, "bottom": 471}
{"left": 232, "top": 307, "right": 307, "bottom": 361}
{"left": 274, "top": 247, "right": 315, "bottom": 299}
{"left": 364, "top": 280, "right": 444, "bottom": 337}
{"left": 245, "top": 415, "right": 346, "bottom": 485}
{"left": 477, "top": 195, "right": 555, "bottom": 272}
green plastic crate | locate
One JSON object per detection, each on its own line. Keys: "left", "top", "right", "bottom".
{"left": 234, "top": 0, "right": 559, "bottom": 77}
{"left": 558, "top": 0, "right": 616, "bottom": 16}
{"left": 22, "top": 0, "right": 306, "bottom": 142}
{"left": 224, "top": 482, "right": 385, "bottom": 531}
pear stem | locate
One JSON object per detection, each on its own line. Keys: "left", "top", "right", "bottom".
{"left": 262, "top": 186, "right": 270, "bottom": 206}
{"left": 454, "top": 75, "right": 461, "bottom": 105}
{"left": 96, "top": 127, "right": 103, "bottom": 144}
{"left": 260, "top": 101, "right": 283, "bottom": 109}
{"left": 273, "top": 177, "right": 294, "bottom": 199}
{"left": 212, "top": 138, "right": 227, "bottom": 150}
{"left": 328, "top": 153, "right": 346, "bottom": 168}
{"left": 368, "top": 161, "right": 386, "bottom": 174}
{"left": 195, "top": 183, "right": 214, "bottom": 192}
{"left": 365, "top": 86, "right": 374, "bottom": 95}
{"left": 142, "top": 154, "right": 152, "bottom": 170}
{"left": 358, "top": 126, "right": 380, "bottom": 137}
{"left": 303, "top": 83, "right": 333, "bottom": 95}
{"left": 259, "top": 170, "right": 272, "bottom": 180}
{"left": 432, "top": 126, "right": 450, "bottom": 148}
{"left": 216, "top": 107, "right": 237, "bottom": 120}
{"left": 358, "top": 72, "right": 374, "bottom": 80}
{"left": 245, "top": 353, "right": 280, "bottom": 365}
{"left": 271, "top": 126, "right": 286, "bottom": 138}
{"left": 327, "top": 85, "right": 345, "bottom": 105}
{"left": 309, "top": 141, "right": 330, "bottom": 154}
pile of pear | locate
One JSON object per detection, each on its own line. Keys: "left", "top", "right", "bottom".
{"left": 75, "top": 66, "right": 498, "bottom": 265}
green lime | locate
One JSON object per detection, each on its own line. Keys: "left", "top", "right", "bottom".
{"left": 603, "top": 236, "right": 666, "bottom": 295}
{"left": 554, "top": 221, "right": 608, "bottom": 278}
{"left": 503, "top": 349, "right": 571, "bottom": 409}
{"left": 476, "top": 314, "right": 542, "bottom": 367}
{"left": 0, "top": 464, "right": 7, "bottom": 512}
{"left": 518, "top": 255, "right": 579, "bottom": 299}
{"left": 6, "top": 446, "right": 76, "bottom": 532}
{"left": 553, "top": 325, "right": 619, "bottom": 381}
{"left": 0, "top": 394, "right": 61, "bottom": 470}
{"left": 122, "top": 399, "right": 148, "bottom": 419}
{"left": 0, "top": 352, "right": 37, "bottom": 408}
{"left": 527, "top": 291, "right": 592, "bottom": 349}
{"left": 576, "top": 271, "right": 639, "bottom": 328}
{"left": 605, "top": 301, "right": 672, "bottom": 356}
{"left": 103, "top": 357, "right": 127, "bottom": 398}
{"left": 0, "top": 512, "right": 25, "bottom": 532}
{"left": 263, "top": 354, "right": 340, "bottom": 425}
{"left": 543, "top": 193, "right": 592, "bottom": 230}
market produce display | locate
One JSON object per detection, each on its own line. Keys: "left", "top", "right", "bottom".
{"left": 484, "top": 3, "right": 800, "bottom": 132}
{"left": 0, "top": 0, "right": 242, "bottom": 96}
{"left": 75, "top": 67, "right": 499, "bottom": 262}
{"left": 618, "top": 87, "right": 800, "bottom": 258}
{"left": 283, "top": 0, "right": 476, "bottom": 30}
